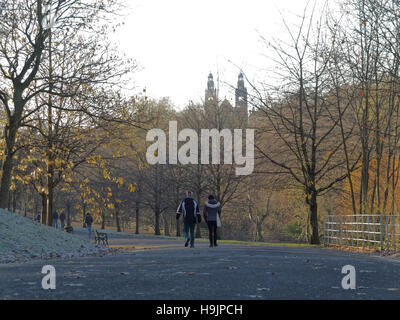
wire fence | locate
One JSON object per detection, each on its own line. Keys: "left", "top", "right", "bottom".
{"left": 323, "top": 214, "right": 400, "bottom": 253}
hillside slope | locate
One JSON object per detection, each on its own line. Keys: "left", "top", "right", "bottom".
{"left": 0, "top": 209, "right": 111, "bottom": 264}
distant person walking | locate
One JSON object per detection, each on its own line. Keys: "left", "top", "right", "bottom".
{"left": 203, "top": 195, "right": 221, "bottom": 247}
{"left": 85, "top": 212, "right": 93, "bottom": 239}
{"left": 176, "top": 190, "right": 201, "bottom": 248}
{"left": 35, "top": 212, "right": 41, "bottom": 223}
{"left": 52, "top": 210, "right": 59, "bottom": 229}
{"left": 59, "top": 212, "right": 66, "bottom": 230}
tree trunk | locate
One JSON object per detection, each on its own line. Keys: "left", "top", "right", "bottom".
{"left": 7, "top": 190, "right": 11, "bottom": 211}
{"left": 135, "top": 202, "right": 140, "bottom": 234}
{"left": 163, "top": 213, "right": 170, "bottom": 236}
{"left": 101, "top": 210, "right": 105, "bottom": 229}
{"left": 12, "top": 190, "right": 17, "bottom": 213}
{"left": 115, "top": 208, "right": 121, "bottom": 232}
{"left": 155, "top": 207, "right": 161, "bottom": 235}
{"left": 308, "top": 191, "right": 320, "bottom": 245}
{"left": 66, "top": 201, "right": 71, "bottom": 227}
{"left": 34, "top": 197, "right": 38, "bottom": 220}
{"left": 257, "top": 223, "right": 264, "bottom": 242}
{"left": 360, "top": 123, "right": 370, "bottom": 215}
{"left": 0, "top": 116, "right": 18, "bottom": 209}
{"left": 46, "top": 188, "right": 53, "bottom": 227}
{"left": 46, "top": 28, "right": 54, "bottom": 228}
{"left": 336, "top": 92, "right": 357, "bottom": 216}
{"left": 40, "top": 193, "right": 47, "bottom": 224}
{"left": 82, "top": 198, "right": 86, "bottom": 227}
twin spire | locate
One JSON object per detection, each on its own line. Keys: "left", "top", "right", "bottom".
{"left": 205, "top": 72, "right": 248, "bottom": 111}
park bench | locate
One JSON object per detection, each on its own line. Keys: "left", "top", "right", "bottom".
{"left": 95, "top": 230, "right": 109, "bottom": 246}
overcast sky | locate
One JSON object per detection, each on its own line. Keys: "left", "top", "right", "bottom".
{"left": 114, "top": 0, "right": 316, "bottom": 109}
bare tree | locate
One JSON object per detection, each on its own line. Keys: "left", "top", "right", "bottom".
{"left": 250, "top": 4, "right": 358, "bottom": 244}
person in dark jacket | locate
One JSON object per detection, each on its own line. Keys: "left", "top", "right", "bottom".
{"left": 59, "top": 212, "right": 66, "bottom": 230}
{"left": 176, "top": 190, "right": 201, "bottom": 248}
{"left": 84, "top": 212, "right": 94, "bottom": 239}
{"left": 52, "top": 210, "right": 59, "bottom": 229}
{"left": 203, "top": 195, "right": 221, "bottom": 247}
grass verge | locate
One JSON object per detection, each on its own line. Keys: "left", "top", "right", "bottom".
{"left": 218, "top": 239, "right": 321, "bottom": 248}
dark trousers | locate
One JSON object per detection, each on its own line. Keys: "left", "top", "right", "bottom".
{"left": 207, "top": 221, "right": 218, "bottom": 245}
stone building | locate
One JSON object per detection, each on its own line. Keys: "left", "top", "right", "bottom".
{"left": 204, "top": 73, "right": 249, "bottom": 128}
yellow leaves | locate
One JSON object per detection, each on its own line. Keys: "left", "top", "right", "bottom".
{"left": 107, "top": 203, "right": 115, "bottom": 209}
{"left": 103, "top": 168, "right": 111, "bottom": 180}
{"left": 128, "top": 183, "right": 135, "bottom": 193}
{"left": 86, "top": 197, "right": 96, "bottom": 205}
{"left": 85, "top": 155, "right": 105, "bottom": 168}
{"left": 55, "top": 158, "right": 64, "bottom": 168}
{"left": 115, "top": 177, "right": 124, "bottom": 188}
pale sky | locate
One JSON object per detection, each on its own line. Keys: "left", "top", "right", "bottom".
{"left": 114, "top": 0, "right": 318, "bottom": 109}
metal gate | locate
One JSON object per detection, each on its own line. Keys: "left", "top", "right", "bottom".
{"left": 323, "top": 215, "right": 400, "bottom": 253}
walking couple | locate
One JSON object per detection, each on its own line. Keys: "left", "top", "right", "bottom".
{"left": 176, "top": 190, "right": 221, "bottom": 248}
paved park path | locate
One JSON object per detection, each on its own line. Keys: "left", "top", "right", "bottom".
{"left": 1, "top": 229, "right": 400, "bottom": 300}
